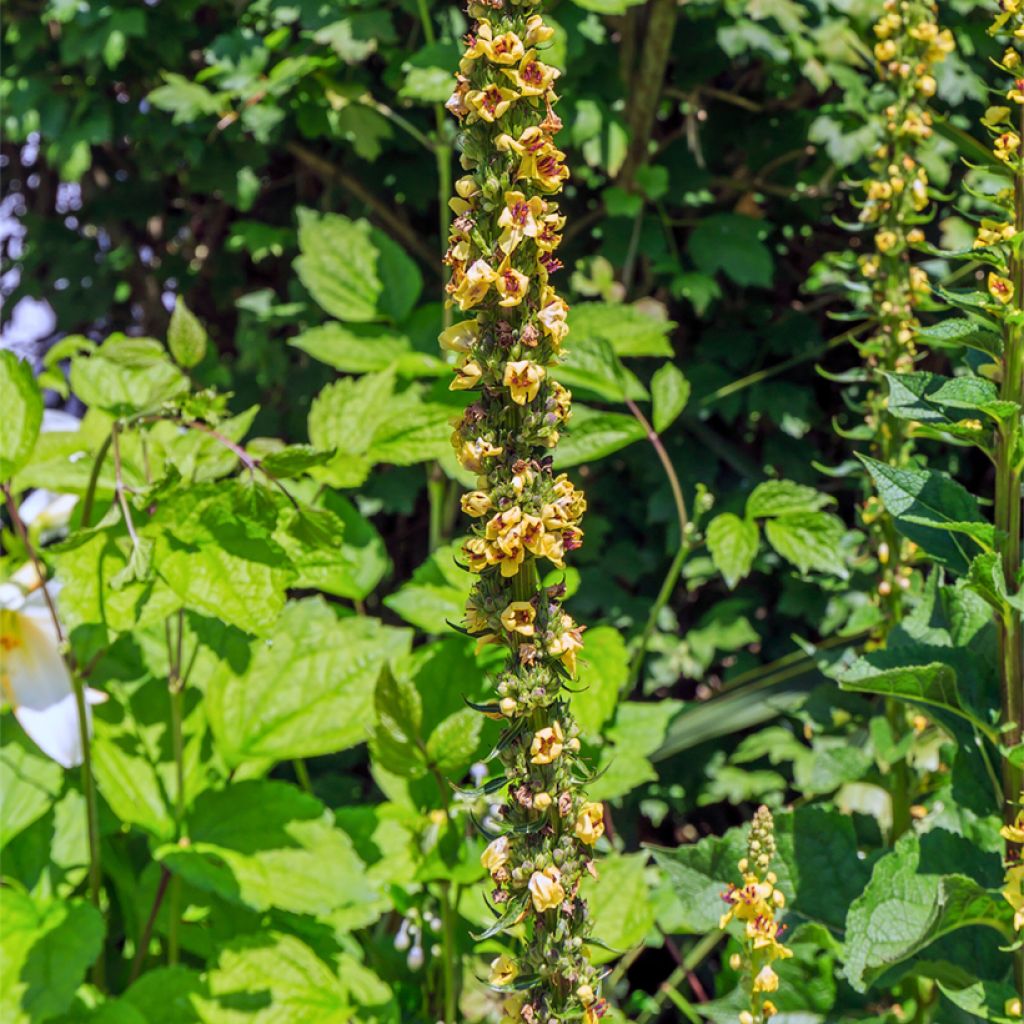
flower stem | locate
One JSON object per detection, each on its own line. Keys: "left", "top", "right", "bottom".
{"left": 2, "top": 484, "right": 104, "bottom": 986}
{"left": 623, "top": 398, "right": 690, "bottom": 692}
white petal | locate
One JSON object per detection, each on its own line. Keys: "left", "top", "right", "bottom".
{"left": 1, "top": 609, "right": 88, "bottom": 769}
{"left": 18, "top": 491, "right": 78, "bottom": 531}
{"left": 42, "top": 409, "right": 82, "bottom": 433}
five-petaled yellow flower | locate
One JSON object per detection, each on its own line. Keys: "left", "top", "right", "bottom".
{"left": 528, "top": 866, "right": 565, "bottom": 911}
{"left": 503, "top": 360, "right": 545, "bottom": 404}
{"left": 500, "top": 601, "right": 536, "bottom": 636}
{"left": 574, "top": 802, "right": 605, "bottom": 845}
{"left": 530, "top": 720, "right": 564, "bottom": 764}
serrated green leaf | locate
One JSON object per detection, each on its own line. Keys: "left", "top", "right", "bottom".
{"left": 584, "top": 853, "right": 654, "bottom": 964}
{"left": 706, "top": 513, "right": 759, "bottom": 589}
{"left": 289, "top": 322, "right": 413, "bottom": 373}
{"left": 0, "top": 351, "right": 43, "bottom": 482}
{"left": 568, "top": 302, "right": 675, "bottom": 357}
{"left": 918, "top": 317, "right": 1002, "bottom": 358}
{"left": 884, "top": 371, "right": 1002, "bottom": 423}
{"left": 383, "top": 542, "right": 472, "bottom": 634}
{"left": 843, "top": 832, "right": 1012, "bottom": 992}
{"left": 70, "top": 336, "right": 188, "bottom": 416}
{"left": 764, "top": 511, "right": 848, "bottom": 578}
{"left": 203, "top": 597, "right": 409, "bottom": 765}
{"left": 573, "top": 625, "right": 629, "bottom": 737}
{"left": 860, "top": 456, "right": 987, "bottom": 575}
{"left": 746, "top": 479, "right": 833, "bottom": 518}
{"left": 0, "top": 888, "right": 104, "bottom": 1024}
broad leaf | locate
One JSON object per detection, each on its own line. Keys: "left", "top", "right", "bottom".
{"left": 0, "top": 350, "right": 43, "bottom": 481}
{"left": 650, "top": 362, "right": 690, "bottom": 433}
{"left": 764, "top": 511, "right": 848, "bottom": 578}
{"left": 706, "top": 513, "right": 759, "bottom": 589}
{"left": 553, "top": 405, "right": 645, "bottom": 468}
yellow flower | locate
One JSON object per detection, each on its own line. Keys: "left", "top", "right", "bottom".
{"left": 528, "top": 866, "right": 565, "bottom": 911}
{"left": 874, "top": 39, "right": 897, "bottom": 62}
{"left": 530, "top": 720, "right": 564, "bottom": 764}
{"left": 548, "top": 613, "right": 584, "bottom": 673}
{"left": 439, "top": 319, "right": 479, "bottom": 353}
{"left": 523, "top": 15, "right": 554, "bottom": 46}
{"left": 1009, "top": 77, "right": 1024, "bottom": 104}
{"left": 466, "top": 84, "right": 520, "bottom": 123}
{"left": 461, "top": 491, "right": 492, "bottom": 517}
{"left": 574, "top": 802, "right": 605, "bottom": 845}
{"left": 875, "top": 230, "right": 898, "bottom": 253}
{"left": 538, "top": 290, "right": 569, "bottom": 346}
{"left": 485, "top": 505, "right": 522, "bottom": 540}
{"left": 503, "top": 50, "right": 559, "bottom": 97}
{"left": 497, "top": 191, "right": 544, "bottom": 253}
{"left": 1006, "top": 997, "right": 1023, "bottom": 1018}
{"left": 500, "top": 995, "right": 525, "bottom": 1024}
{"left": 500, "top": 600, "right": 536, "bottom": 636}
{"left": 762, "top": 1001, "right": 779, "bottom": 1019}
{"left": 533, "top": 791, "right": 552, "bottom": 811}
{"left": 452, "top": 259, "right": 496, "bottom": 310}
{"left": 462, "top": 22, "right": 525, "bottom": 66}
{"left": 503, "top": 360, "right": 545, "bottom": 404}
{"left": 450, "top": 358, "right": 482, "bottom": 391}
{"left": 989, "top": 272, "right": 1014, "bottom": 304}
{"left": 536, "top": 210, "right": 565, "bottom": 251}
{"left": 1005, "top": 47, "right": 1022, "bottom": 70}
{"left": 481, "top": 835, "right": 510, "bottom": 875}
{"left": 448, "top": 175, "right": 481, "bottom": 216}
{"left": 577, "top": 984, "right": 595, "bottom": 1006}
{"left": 455, "top": 436, "right": 503, "bottom": 473}
{"left": 1001, "top": 811, "right": 1024, "bottom": 844}
{"left": 753, "top": 965, "right": 779, "bottom": 993}
{"left": 996, "top": 132, "right": 1021, "bottom": 163}
{"left": 489, "top": 954, "right": 519, "bottom": 987}
{"left": 463, "top": 535, "right": 489, "bottom": 573}
{"left": 495, "top": 256, "right": 531, "bottom": 306}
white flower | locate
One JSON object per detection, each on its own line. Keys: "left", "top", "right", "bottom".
{"left": 0, "top": 564, "right": 104, "bottom": 768}
{"left": 17, "top": 410, "right": 83, "bottom": 535}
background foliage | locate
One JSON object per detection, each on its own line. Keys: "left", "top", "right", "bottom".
{"left": 1, "top": 0, "right": 1019, "bottom": 1022}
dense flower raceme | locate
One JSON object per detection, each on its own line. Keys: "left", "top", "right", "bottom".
{"left": 720, "top": 806, "right": 791, "bottom": 1024}
{"left": 855, "top": 0, "right": 953, "bottom": 615}
{"left": 443, "top": 3, "right": 608, "bottom": 1021}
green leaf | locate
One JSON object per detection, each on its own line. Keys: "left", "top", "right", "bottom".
{"left": 124, "top": 968, "right": 203, "bottom": 1024}
{"left": 650, "top": 362, "right": 689, "bottom": 433}
{"left": 425, "top": 708, "right": 483, "bottom": 778}
{"left": 884, "top": 371, "right": 1003, "bottom": 424}
{"left": 192, "top": 933, "right": 354, "bottom": 1024}
{"left": 147, "top": 73, "right": 221, "bottom": 124}
{"left": 70, "top": 336, "right": 188, "bottom": 416}
{"left": 859, "top": 456, "right": 987, "bottom": 575}
{"left": 312, "top": 491, "right": 389, "bottom": 601}
{"left": 289, "top": 322, "right": 415, "bottom": 374}
{"left": 573, "top": 625, "right": 629, "bottom": 737}
{"left": 843, "top": 832, "right": 1012, "bottom": 992}
{"left": 688, "top": 213, "right": 773, "bottom": 288}
{"left": 0, "top": 734, "right": 63, "bottom": 848}
{"left": 764, "top": 511, "right": 848, "bottom": 578}
{"left": 0, "top": 351, "right": 43, "bottom": 481}
{"left": 167, "top": 297, "right": 208, "bottom": 369}
{"left": 204, "top": 597, "right": 410, "bottom": 765}
{"left": 918, "top": 317, "right": 1002, "bottom": 358}
{"left": 257, "top": 445, "right": 335, "bottom": 478}
{"left": 706, "top": 513, "right": 759, "bottom": 589}
{"left": 589, "top": 701, "right": 683, "bottom": 802}
{"left": 746, "top": 479, "right": 833, "bottom": 518}
{"left": 383, "top": 543, "right": 472, "bottom": 635}
{"left": 568, "top": 302, "right": 675, "bottom": 357}
{"left": 553, "top": 333, "right": 647, "bottom": 402}
{"left": 584, "top": 853, "right": 655, "bottom": 963}
{"left": 938, "top": 978, "right": 1023, "bottom": 1023}
{"left": 0, "top": 888, "right": 104, "bottom": 1024}
{"left": 553, "top": 405, "right": 645, "bottom": 468}
{"left": 157, "top": 781, "right": 379, "bottom": 919}
{"left": 295, "top": 210, "right": 421, "bottom": 324}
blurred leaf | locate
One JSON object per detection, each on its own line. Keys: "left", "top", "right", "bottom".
{"left": 688, "top": 214, "right": 773, "bottom": 289}
{"left": 651, "top": 362, "right": 690, "bottom": 433}
{"left": 0, "top": 350, "right": 43, "bottom": 481}
{"left": 706, "top": 513, "right": 759, "bottom": 589}
{"left": 167, "top": 297, "right": 208, "bottom": 369}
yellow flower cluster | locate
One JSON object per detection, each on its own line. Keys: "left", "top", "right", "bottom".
{"left": 443, "top": 1, "right": 608, "bottom": 1019}
{"left": 852, "top": 0, "right": 952, "bottom": 619}
{"left": 720, "top": 806, "right": 791, "bottom": 1024}
{"left": 1001, "top": 802, "right": 1024, "bottom": 936}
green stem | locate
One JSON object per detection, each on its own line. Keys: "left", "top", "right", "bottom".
{"left": 428, "top": 465, "right": 447, "bottom": 553}
{"left": 167, "top": 610, "right": 186, "bottom": 966}
{"left": 293, "top": 758, "right": 313, "bottom": 794}
{"left": 2, "top": 485, "right": 104, "bottom": 985}
{"left": 636, "top": 931, "right": 723, "bottom": 1024}
{"left": 624, "top": 399, "right": 690, "bottom": 691}
{"left": 80, "top": 432, "right": 112, "bottom": 528}
{"left": 439, "top": 882, "right": 458, "bottom": 1024}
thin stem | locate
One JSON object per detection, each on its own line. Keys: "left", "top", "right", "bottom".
{"left": 166, "top": 609, "right": 186, "bottom": 966}
{"left": 699, "top": 321, "right": 872, "bottom": 409}
{"left": 293, "top": 758, "right": 313, "bottom": 794}
{"left": 129, "top": 867, "right": 171, "bottom": 982}
{"left": 623, "top": 399, "right": 690, "bottom": 691}
{"left": 3, "top": 485, "right": 104, "bottom": 985}
{"left": 111, "top": 424, "right": 141, "bottom": 549}
{"left": 80, "top": 432, "right": 112, "bottom": 528}
{"left": 427, "top": 465, "right": 447, "bottom": 553}
{"left": 636, "top": 931, "right": 723, "bottom": 1024}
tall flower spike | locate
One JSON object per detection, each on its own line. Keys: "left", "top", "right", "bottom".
{"left": 443, "top": 2, "right": 607, "bottom": 1021}
{"left": 855, "top": 0, "right": 953, "bottom": 625}
{"left": 720, "top": 806, "right": 791, "bottom": 1024}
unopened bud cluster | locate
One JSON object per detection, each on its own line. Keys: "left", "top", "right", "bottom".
{"left": 720, "top": 806, "right": 791, "bottom": 1024}
{"left": 442, "top": 1, "right": 608, "bottom": 1021}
